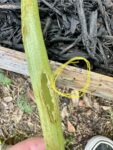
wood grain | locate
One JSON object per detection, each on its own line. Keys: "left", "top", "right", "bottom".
{"left": 0, "top": 46, "right": 113, "bottom": 100}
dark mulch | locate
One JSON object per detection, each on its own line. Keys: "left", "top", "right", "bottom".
{"left": 0, "top": 0, "right": 113, "bottom": 75}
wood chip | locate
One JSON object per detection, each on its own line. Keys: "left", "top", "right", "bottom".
{"left": 71, "top": 90, "right": 79, "bottom": 106}
{"left": 61, "top": 106, "right": 69, "bottom": 119}
{"left": 83, "top": 94, "right": 92, "bottom": 108}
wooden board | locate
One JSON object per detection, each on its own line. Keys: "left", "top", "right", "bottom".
{"left": 0, "top": 46, "right": 113, "bottom": 100}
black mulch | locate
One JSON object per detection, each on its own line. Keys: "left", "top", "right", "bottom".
{"left": 0, "top": 0, "right": 113, "bottom": 75}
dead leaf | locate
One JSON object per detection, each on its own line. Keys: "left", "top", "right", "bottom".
{"left": 67, "top": 120, "right": 75, "bottom": 133}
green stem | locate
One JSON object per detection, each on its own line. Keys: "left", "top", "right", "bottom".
{"left": 21, "top": 0, "right": 65, "bottom": 150}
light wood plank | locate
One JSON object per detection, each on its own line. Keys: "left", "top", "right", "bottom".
{"left": 0, "top": 46, "right": 113, "bottom": 100}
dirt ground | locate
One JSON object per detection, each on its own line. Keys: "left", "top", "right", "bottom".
{"left": 0, "top": 69, "right": 113, "bottom": 150}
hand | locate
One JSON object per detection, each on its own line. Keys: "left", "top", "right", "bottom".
{"left": 7, "top": 137, "right": 45, "bottom": 150}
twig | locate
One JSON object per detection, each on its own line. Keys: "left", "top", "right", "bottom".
{"left": 99, "top": 65, "right": 113, "bottom": 73}
{"left": 75, "top": 0, "right": 98, "bottom": 61}
{"left": 41, "top": 0, "right": 62, "bottom": 16}
{"left": 97, "top": 39, "right": 108, "bottom": 66}
{"left": 89, "top": 10, "right": 98, "bottom": 53}
{"left": 60, "top": 35, "right": 81, "bottom": 54}
{"left": 75, "top": 0, "right": 88, "bottom": 46}
{"left": 101, "top": 35, "right": 113, "bottom": 41}
{"left": 50, "top": 37, "right": 75, "bottom": 43}
{"left": 102, "top": 44, "right": 113, "bottom": 58}
{"left": 0, "top": 3, "right": 20, "bottom": 9}
{"left": 89, "top": 10, "right": 98, "bottom": 36}
{"left": 43, "top": 17, "right": 52, "bottom": 37}
{"left": 96, "top": 0, "right": 112, "bottom": 35}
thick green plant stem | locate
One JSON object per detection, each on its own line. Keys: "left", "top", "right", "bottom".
{"left": 21, "top": 0, "right": 65, "bottom": 150}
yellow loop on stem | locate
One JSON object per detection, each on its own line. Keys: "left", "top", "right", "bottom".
{"left": 51, "top": 57, "right": 91, "bottom": 98}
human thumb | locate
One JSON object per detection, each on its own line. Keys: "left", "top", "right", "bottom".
{"left": 7, "top": 137, "right": 45, "bottom": 150}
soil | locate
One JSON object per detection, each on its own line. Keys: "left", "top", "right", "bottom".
{"left": 0, "top": 0, "right": 113, "bottom": 150}
{"left": 0, "top": 70, "right": 113, "bottom": 150}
